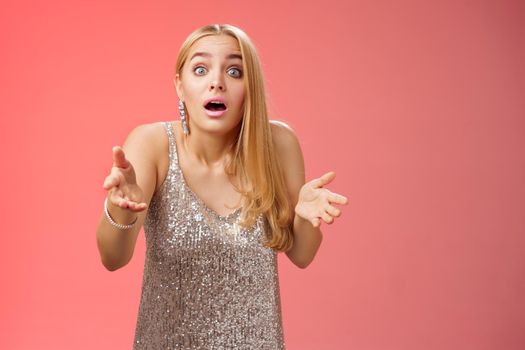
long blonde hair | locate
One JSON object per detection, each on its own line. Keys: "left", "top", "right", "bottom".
{"left": 174, "top": 24, "right": 293, "bottom": 252}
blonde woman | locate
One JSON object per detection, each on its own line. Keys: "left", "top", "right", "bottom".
{"left": 96, "top": 24, "right": 348, "bottom": 349}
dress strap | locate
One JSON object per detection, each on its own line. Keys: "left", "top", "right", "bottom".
{"left": 163, "top": 121, "right": 178, "bottom": 167}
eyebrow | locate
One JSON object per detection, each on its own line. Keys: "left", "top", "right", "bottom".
{"left": 189, "top": 52, "right": 243, "bottom": 61}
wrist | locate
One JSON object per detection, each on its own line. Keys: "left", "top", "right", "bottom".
{"left": 294, "top": 204, "right": 321, "bottom": 230}
{"left": 104, "top": 197, "right": 138, "bottom": 229}
{"left": 293, "top": 207, "right": 310, "bottom": 226}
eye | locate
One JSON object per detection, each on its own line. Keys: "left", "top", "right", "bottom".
{"left": 194, "top": 66, "right": 207, "bottom": 75}
{"left": 228, "top": 67, "right": 242, "bottom": 78}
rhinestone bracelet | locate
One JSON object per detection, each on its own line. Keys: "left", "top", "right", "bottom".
{"left": 104, "top": 197, "right": 138, "bottom": 230}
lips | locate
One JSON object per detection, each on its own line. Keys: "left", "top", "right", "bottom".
{"left": 202, "top": 96, "right": 228, "bottom": 118}
{"left": 203, "top": 96, "right": 228, "bottom": 111}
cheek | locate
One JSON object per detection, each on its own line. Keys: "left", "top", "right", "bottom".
{"left": 185, "top": 78, "right": 202, "bottom": 91}
{"left": 182, "top": 82, "right": 203, "bottom": 103}
{"left": 233, "top": 87, "right": 245, "bottom": 108}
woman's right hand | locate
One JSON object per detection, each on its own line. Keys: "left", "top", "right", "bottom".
{"left": 103, "top": 146, "right": 148, "bottom": 212}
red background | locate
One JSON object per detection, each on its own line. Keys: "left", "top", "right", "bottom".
{"left": 1, "top": 0, "right": 524, "bottom": 349}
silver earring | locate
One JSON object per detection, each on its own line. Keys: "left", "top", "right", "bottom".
{"left": 178, "top": 100, "right": 189, "bottom": 135}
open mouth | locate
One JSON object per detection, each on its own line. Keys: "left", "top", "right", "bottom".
{"left": 204, "top": 101, "right": 227, "bottom": 111}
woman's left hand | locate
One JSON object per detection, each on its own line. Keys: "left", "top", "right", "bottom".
{"left": 295, "top": 171, "right": 348, "bottom": 228}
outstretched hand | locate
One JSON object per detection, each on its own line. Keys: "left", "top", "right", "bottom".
{"left": 294, "top": 171, "right": 348, "bottom": 228}
{"left": 103, "top": 146, "right": 148, "bottom": 212}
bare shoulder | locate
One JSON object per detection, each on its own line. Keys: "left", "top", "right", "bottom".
{"left": 269, "top": 120, "right": 301, "bottom": 150}
{"left": 270, "top": 119, "right": 296, "bottom": 137}
{"left": 122, "top": 121, "right": 169, "bottom": 194}
{"left": 122, "top": 121, "right": 169, "bottom": 159}
{"left": 124, "top": 121, "right": 166, "bottom": 147}
{"left": 269, "top": 120, "right": 305, "bottom": 202}
{"left": 269, "top": 119, "right": 303, "bottom": 163}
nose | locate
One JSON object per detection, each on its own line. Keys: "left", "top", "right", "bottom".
{"left": 209, "top": 80, "right": 224, "bottom": 91}
{"left": 209, "top": 75, "right": 225, "bottom": 91}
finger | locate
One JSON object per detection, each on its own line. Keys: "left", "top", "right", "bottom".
{"left": 328, "top": 191, "right": 348, "bottom": 205}
{"left": 103, "top": 174, "right": 120, "bottom": 190}
{"left": 312, "top": 217, "right": 321, "bottom": 228}
{"left": 108, "top": 192, "right": 125, "bottom": 208}
{"left": 325, "top": 204, "right": 341, "bottom": 217}
{"left": 121, "top": 192, "right": 145, "bottom": 205}
{"left": 104, "top": 166, "right": 125, "bottom": 189}
{"left": 128, "top": 201, "right": 148, "bottom": 212}
{"left": 113, "top": 191, "right": 147, "bottom": 210}
{"left": 117, "top": 198, "right": 131, "bottom": 209}
{"left": 112, "top": 146, "right": 131, "bottom": 169}
{"left": 120, "top": 199, "right": 148, "bottom": 211}
{"left": 311, "top": 171, "right": 336, "bottom": 189}
{"left": 321, "top": 211, "right": 334, "bottom": 224}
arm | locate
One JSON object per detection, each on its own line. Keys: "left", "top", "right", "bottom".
{"left": 270, "top": 121, "right": 348, "bottom": 269}
{"left": 95, "top": 123, "right": 161, "bottom": 271}
{"left": 270, "top": 121, "right": 321, "bottom": 269}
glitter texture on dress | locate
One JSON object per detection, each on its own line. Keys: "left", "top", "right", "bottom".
{"left": 132, "top": 121, "right": 286, "bottom": 349}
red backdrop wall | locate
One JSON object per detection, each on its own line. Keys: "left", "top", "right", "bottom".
{"left": 1, "top": 0, "right": 524, "bottom": 349}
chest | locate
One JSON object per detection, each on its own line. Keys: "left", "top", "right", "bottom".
{"left": 180, "top": 161, "right": 242, "bottom": 217}
{"left": 156, "top": 148, "right": 242, "bottom": 218}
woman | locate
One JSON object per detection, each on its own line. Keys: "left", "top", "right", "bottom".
{"left": 96, "top": 24, "right": 348, "bottom": 349}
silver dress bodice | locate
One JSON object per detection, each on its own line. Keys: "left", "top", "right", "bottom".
{"left": 133, "top": 121, "right": 285, "bottom": 349}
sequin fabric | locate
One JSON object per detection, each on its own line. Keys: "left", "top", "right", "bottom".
{"left": 133, "top": 121, "right": 285, "bottom": 349}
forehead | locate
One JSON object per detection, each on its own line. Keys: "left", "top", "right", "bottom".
{"left": 188, "top": 34, "right": 242, "bottom": 61}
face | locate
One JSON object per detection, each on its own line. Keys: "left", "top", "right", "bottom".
{"left": 175, "top": 34, "right": 245, "bottom": 135}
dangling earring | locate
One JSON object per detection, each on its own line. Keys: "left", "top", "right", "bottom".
{"left": 178, "top": 100, "right": 189, "bottom": 135}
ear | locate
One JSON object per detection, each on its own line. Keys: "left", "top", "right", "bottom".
{"left": 174, "top": 73, "right": 184, "bottom": 101}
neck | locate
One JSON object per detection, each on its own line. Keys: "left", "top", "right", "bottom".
{"left": 182, "top": 122, "right": 241, "bottom": 168}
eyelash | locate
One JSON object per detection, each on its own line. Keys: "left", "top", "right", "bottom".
{"left": 193, "top": 65, "right": 243, "bottom": 78}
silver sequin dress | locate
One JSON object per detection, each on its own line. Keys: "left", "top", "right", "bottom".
{"left": 133, "top": 121, "right": 286, "bottom": 349}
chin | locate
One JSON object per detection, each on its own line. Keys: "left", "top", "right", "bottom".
{"left": 193, "top": 118, "right": 242, "bottom": 136}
